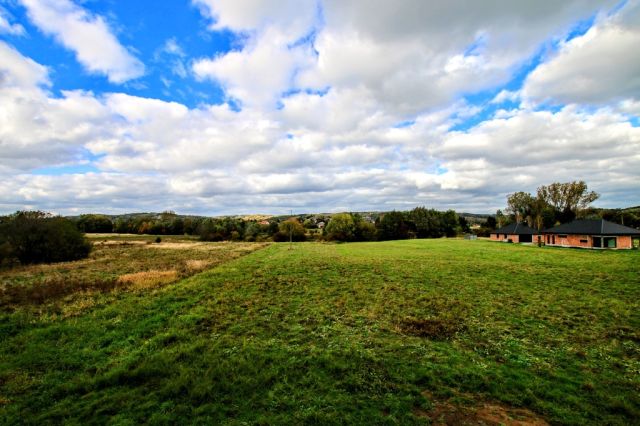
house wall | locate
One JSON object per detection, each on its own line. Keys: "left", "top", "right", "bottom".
{"left": 544, "top": 234, "right": 634, "bottom": 249}
{"left": 490, "top": 233, "right": 519, "bottom": 242}
{"left": 618, "top": 236, "right": 632, "bottom": 249}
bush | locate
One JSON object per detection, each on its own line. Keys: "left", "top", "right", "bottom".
{"left": 0, "top": 211, "right": 91, "bottom": 265}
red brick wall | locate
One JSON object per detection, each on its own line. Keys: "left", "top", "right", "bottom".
{"left": 618, "top": 236, "right": 632, "bottom": 249}
{"left": 490, "top": 233, "right": 519, "bottom": 242}
{"left": 545, "top": 234, "right": 635, "bottom": 249}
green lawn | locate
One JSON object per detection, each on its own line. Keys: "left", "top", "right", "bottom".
{"left": 1, "top": 240, "right": 639, "bottom": 424}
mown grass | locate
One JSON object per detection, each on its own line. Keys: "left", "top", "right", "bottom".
{"left": 0, "top": 239, "right": 638, "bottom": 424}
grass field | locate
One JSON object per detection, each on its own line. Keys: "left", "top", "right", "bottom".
{"left": 1, "top": 239, "right": 639, "bottom": 424}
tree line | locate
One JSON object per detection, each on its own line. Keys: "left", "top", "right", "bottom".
{"left": 71, "top": 207, "right": 469, "bottom": 243}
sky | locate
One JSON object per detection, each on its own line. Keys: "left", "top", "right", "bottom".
{"left": 0, "top": 0, "right": 639, "bottom": 216}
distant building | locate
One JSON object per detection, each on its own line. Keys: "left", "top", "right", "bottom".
{"left": 490, "top": 223, "right": 542, "bottom": 244}
{"left": 543, "top": 219, "right": 640, "bottom": 249}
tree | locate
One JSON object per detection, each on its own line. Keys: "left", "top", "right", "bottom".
{"left": 409, "top": 207, "right": 443, "bottom": 238}
{"left": 352, "top": 215, "right": 377, "bottom": 241}
{"left": 458, "top": 216, "right": 470, "bottom": 233}
{"left": 495, "top": 210, "right": 509, "bottom": 228}
{"left": 76, "top": 214, "right": 113, "bottom": 233}
{"left": 441, "top": 210, "right": 459, "bottom": 237}
{"left": 377, "top": 211, "right": 410, "bottom": 241}
{"left": 537, "top": 181, "right": 599, "bottom": 222}
{"left": 506, "top": 191, "right": 535, "bottom": 224}
{"left": 325, "top": 213, "right": 356, "bottom": 241}
{"left": 274, "top": 218, "right": 305, "bottom": 242}
{"left": 484, "top": 216, "right": 497, "bottom": 229}
{"left": 244, "top": 221, "right": 262, "bottom": 241}
{"left": 0, "top": 211, "right": 91, "bottom": 264}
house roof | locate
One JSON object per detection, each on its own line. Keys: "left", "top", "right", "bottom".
{"left": 492, "top": 222, "right": 539, "bottom": 235}
{"left": 543, "top": 219, "right": 640, "bottom": 236}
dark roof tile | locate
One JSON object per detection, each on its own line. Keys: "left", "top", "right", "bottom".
{"left": 493, "top": 222, "right": 539, "bottom": 235}
{"left": 543, "top": 219, "right": 640, "bottom": 236}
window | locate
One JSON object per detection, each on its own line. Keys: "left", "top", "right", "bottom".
{"left": 580, "top": 239, "right": 588, "bottom": 244}
{"left": 604, "top": 237, "right": 617, "bottom": 248}
{"left": 558, "top": 234, "right": 568, "bottom": 239}
{"left": 593, "top": 237, "right": 602, "bottom": 248}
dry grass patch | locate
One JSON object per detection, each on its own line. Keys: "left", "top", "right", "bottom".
{"left": 184, "top": 259, "right": 212, "bottom": 272}
{"left": 0, "top": 240, "right": 268, "bottom": 312}
{"left": 117, "top": 270, "right": 178, "bottom": 290}
{"left": 147, "top": 242, "right": 211, "bottom": 250}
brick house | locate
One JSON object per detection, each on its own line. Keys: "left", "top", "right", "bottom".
{"left": 490, "top": 222, "right": 542, "bottom": 244}
{"left": 543, "top": 219, "right": 640, "bottom": 249}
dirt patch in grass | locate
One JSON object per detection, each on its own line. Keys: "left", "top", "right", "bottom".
{"left": 417, "top": 393, "right": 549, "bottom": 425}
{"left": 399, "top": 317, "right": 466, "bottom": 339}
{"left": 397, "top": 297, "right": 469, "bottom": 339}
{"left": 93, "top": 240, "right": 149, "bottom": 246}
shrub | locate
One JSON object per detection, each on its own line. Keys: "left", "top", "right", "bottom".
{"left": 0, "top": 211, "right": 91, "bottom": 265}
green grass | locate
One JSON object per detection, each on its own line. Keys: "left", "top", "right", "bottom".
{"left": 1, "top": 239, "right": 639, "bottom": 424}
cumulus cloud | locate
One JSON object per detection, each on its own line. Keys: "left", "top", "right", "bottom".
{"left": 523, "top": 1, "right": 640, "bottom": 105}
{"left": 192, "top": 0, "right": 318, "bottom": 107}
{"left": 294, "top": 0, "right": 615, "bottom": 115}
{"left": 193, "top": 0, "right": 317, "bottom": 40}
{"left": 193, "top": 27, "right": 315, "bottom": 107}
{"left": 1, "top": 2, "right": 639, "bottom": 215}
{"left": 434, "top": 106, "right": 640, "bottom": 205}
{"left": 19, "top": 0, "right": 144, "bottom": 83}
{"left": 0, "top": 41, "right": 49, "bottom": 88}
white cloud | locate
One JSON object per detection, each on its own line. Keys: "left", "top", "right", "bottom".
{"left": 1, "top": 2, "right": 639, "bottom": 215}
{"left": 0, "top": 41, "right": 49, "bottom": 88}
{"left": 294, "top": 0, "right": 616, "bottom": 115}
{"left": 193, "top": 0, "right": 317, "bottom": 40}
{"left": 434, "top": 106, "right": 640, "bottom": 204}
{"left": 193, "top": 0, "right": 618, "bottom": 115}
{"left": 192, "top": 0, "right": 319, "bottom": 107}
{"left": 523, "top": 2, "right": 640, "bottom": 105}
{"left": 19, "top": 0, "right": 144, "bottom": 83}
{"left": 193, "top": 27, "right": 315, "bottom": 107}
{"left": 0, "top": 6, "right": 25, "bottom": 35}
{"left": 162, "top": 38, "right": 185, "bottom": 57}
{"left": 491, "top": 90, "right": 520, "bottom": 104}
